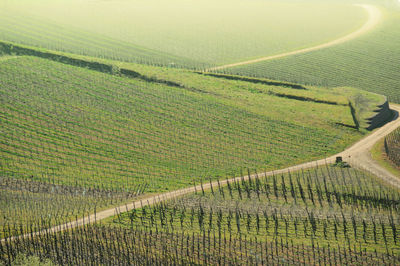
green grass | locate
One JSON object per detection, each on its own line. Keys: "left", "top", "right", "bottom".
{"left": 226, "top": 0, "right": 400, "bottom": 103}
{"left": 0, "top": 55, "right": 383, "bottom": 193}
{"left": 0, "top": 0, "right": 366, "bottom": 68}
{"left": 105, "top": 60, "right": 387, "bottom": 129}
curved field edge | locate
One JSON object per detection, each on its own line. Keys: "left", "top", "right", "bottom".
{"left": 0, "top": 43, "right": 390, "bottom": 192}
{"left": 208, "top": 4, "right": 381, "bottom": 71}
{"left": 224, "top": 3, "right": 400, "bottom": 103}
{"left": 0, "top": 55, "right": 366, "bottom": 191}
{"left": 0, "top": 0, "right": 368, "bottom": 67}
{"left": 0, "top": 39, "right": 386, "bottom": 128}
{"left": 0, "top": 39, "right": 386, "bottom": 112}
{"left": 4, "top": 103, "right": 400, "bottom": 242}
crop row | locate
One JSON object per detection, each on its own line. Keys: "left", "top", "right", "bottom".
{"left": 1, "top": 221, "right": 398, "bottom": 266}
{"left": 0, "top": 177, "right": 146, "bottom": 238}
{"left": 112, "top": 166, "right": 400, "bottom": 255}
{"left": 0, "top": 13, "right": 205, "bottom": 70}
{"left": 385, "top": 128, "right": 400, "bottom": 166}
{"left": 1, "top": 165, "right": 398, "bottom": 263}
{"left": 223, "top": 11, "right": 400, "bottom": 103}
{"left": 0, "top": 56, "right": 346, "bottom": 192}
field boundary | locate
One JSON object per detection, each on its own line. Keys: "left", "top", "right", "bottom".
{"left": 1, "top": 40, "right": 317, "bottom": 93}
{"left": 195, "top": 72, "right": 307, "bottom": 90}
{"left": 207, "top": 4, "right": 381, "bottom": 71}
{"left": 1, "top": 40, "right": 358, "bottom": 109}
{"left": 0, "top": 41, "right": 187, "bottom": 89}
{"left": 2, "top": 104, "right": 399, "bottom": 242}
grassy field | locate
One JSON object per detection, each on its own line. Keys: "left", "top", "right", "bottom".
{"left": 107, "top": 60, "right": 386, "bottom": 129}
{"left": 226, "top": 0, "right": 400, "bottom": 103}
{"left": 0, "top": 0, "right": 366, "bottom": 68}
{"left": 0, "top": 54, "right": 384, "bottom": 194}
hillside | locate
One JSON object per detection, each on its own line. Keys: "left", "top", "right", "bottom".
{"left": 3, "top": 166, "right": 399, "bottom": 265}
{"left": 0, "top": 52, "right": 386, "bottom": 192}
{"left": 1, "top": 0, "right": 399, "bottom": 264}
{"left": 0, "top": 0, "right": 367, "bottom": 68}
{"left": 225, "top": 0, "right": 400, "bottom": 103}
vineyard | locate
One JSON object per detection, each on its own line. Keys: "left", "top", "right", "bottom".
{"left": 0, "top": 176, "right": 146, "bottom": 239}
{"left": 385, "top": 128, "right": 400, "bottom": 167}
{"left": 1, "top": 55, "right": 382, "bottom": 194}
{"left": 1, "top": 166, "right": 399, "bottom": 265}
{"left": 0, "top": 0, "right": 366, "bottom": 68}
{"left": 0, "top": 0, "right": 398, "bottom": 104}
{"left": 1, "top": 0, "right": 399, "bottom": 264}
{"left": 225, "top": 1, "right": 400, "bottom": 103}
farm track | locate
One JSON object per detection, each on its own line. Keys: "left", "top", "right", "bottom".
{"left": 2, "top": 104, "right": 400, "bottom": 242}
{"left": 207, "top": 4, "right": 381, "bottom": 71}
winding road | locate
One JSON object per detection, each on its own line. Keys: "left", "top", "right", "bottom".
{"left": 3, "top": 104, "right": 399, "bottom": 242}
{"left": 207, "top": 4, "right": 381, "bottom": 71}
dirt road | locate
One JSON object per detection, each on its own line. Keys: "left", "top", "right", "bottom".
{"left": 3, "top": 104, "right": 399, "bottom": 242}
{"left": 207, "top": 4, "right": 381, "bottom": 71}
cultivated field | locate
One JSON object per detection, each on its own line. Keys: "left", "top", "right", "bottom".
{"left": 0, "top": 0, "right": 399, "bottom": 265}
{"left": 0, "top": 176, "right": 146, "bottom": 239}
{"left": 385, "top": 128, "right": 400, "bottom": 167}
{"left": 2, "top": 166, "right": 399, "bottom": 265}
{"left": 226, "top": 0, "right": 400, "bottom": 103}
{"left": 0, "top": 0, "right": 366, "bottom": 68}
{"left": 1, "top": 55, "right": 382, "bottom": 194}
{"left": 0, "top": 0, "right": 398, "bottom": 103}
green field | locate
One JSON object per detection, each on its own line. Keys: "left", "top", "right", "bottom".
{"left": 226, "top": 0, "right": 400, "bottom": 102}
{"left": 1, "top": 0, "right": 397, "bottom": 101}
{"left": 0, "top": 175, "right": 146, "bottom": 238}
{"left": 0, "top": 0, "right": 366, "bottom": 68}
{"left": 385, "top": 128, "right": 400, "bottom": 167}
{"left": 1, "top": 54, "right": 382, "bottom": 193}
{"left": 1, "top": 0, "right": 399, "bottom": 264}
{"left": 110, "top": 166, "right": 399, "bottom": 255}
{"left": 2, "top": 166, "right": 399, "bottom": 265}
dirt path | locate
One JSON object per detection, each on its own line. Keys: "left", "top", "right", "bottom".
{"left": 3, "top": 104, "right": 399, "bottom": 242}
{"left": 207, "top": 4, "right": 381, "bottom": 71}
